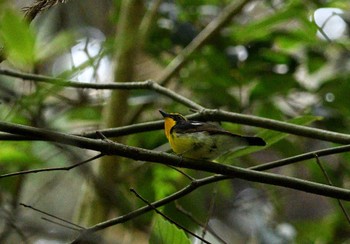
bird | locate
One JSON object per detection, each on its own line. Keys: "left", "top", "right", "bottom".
{"left": 159, "top": 110, "right": 266, "bottom": 160}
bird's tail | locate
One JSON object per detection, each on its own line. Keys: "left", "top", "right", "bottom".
{"left": 244, "top": 136, "right": 266, "bottom": 146}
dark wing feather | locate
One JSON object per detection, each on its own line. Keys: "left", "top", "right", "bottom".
{"left": 173, "top": 120, "right": 266, "bottom": 146}
{"left": 173, "top": 120, "right": 225, "bottom": 134}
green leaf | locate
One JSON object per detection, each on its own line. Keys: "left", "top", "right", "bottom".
{"left": 220, "top": 115, "right": 322, "bottom": 161}
{"left": 0, "top": 8, "right": 36, "bottom": 67}
{"left": 149, "top": 216, "right": 191, "bottom": 244}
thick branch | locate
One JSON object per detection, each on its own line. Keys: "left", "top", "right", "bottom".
{"left": 197, "top": 109, "right": 350, "bottom": 144}
{"left": 0, "top": 121, "right": 349, "bottom": 201}
{"left": 3, "top": 68, "right": 350, "bottom": 143}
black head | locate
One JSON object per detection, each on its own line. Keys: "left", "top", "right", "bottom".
{"left": 159, "top": 110, "right": 187, "bottom": 122}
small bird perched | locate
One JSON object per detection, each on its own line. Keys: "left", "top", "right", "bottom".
{"left": 159, "top": 110, "right": 266, "bottom": 160}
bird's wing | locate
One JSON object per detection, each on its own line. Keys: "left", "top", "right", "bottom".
{"left": 174, "top": 120, "right": 238, "bottom": 136}
{"left": 173, "top": 120, "right": 266, "bottom": 146}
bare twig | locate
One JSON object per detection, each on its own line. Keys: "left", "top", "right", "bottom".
{"left": 166, "top": 165, "right": 195, "bottom": 181}
{"left": 130, "top": 188, "right": 212, "bottom": 244}
{"left": 0, "top": 153, "right": 103, "bottom": 179}
{"left": 156, "top": 0, "right": 251, "bottom": 85}
{"left": 251, "top": 144, "right": 350, "bottom": 171}
{"left": 314, "top": 154, "right": 350, "bottom": 224}
{"left": 41, "top": 217, "right": 82, "bottom": 232}
{"left": 0, "top": 69, "right": 203, "bottom": 110}
{"left": 20, "top": 203, "right": 85, "bottom": 230}
{"left": 138, "top": 0, "right": 162, "bottom": 44}
{"left": 72, "top": 145, "right": 350, "bottom": 242}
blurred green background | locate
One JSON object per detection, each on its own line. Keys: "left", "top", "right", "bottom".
{"left": 0, "top": 0, "right": 349, "bottom": 243}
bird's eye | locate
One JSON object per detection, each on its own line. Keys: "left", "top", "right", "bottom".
{"left": 172, "top": 115, "right": 181, "bottom": 121}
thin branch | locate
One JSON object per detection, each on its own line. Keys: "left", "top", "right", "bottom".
{"left": 72, "top": 142, "right": 350, "bottom": 241}
{"left": 72, "top": 179, "right": 211, "bottom": 243}
{"left": 4, "top": 106, "right": 350, "bottom": 155}
{"left": 166, "top": 165, "right": 195, "bottom": 181}
{"left": 0, "top": 121, "right": 349, "bottom": 200}
{"left": 4, "top": 67, "right": 350, "bottom": 143}
{"left": 0, "top": 153, "right": 103, "bottom": 179}
{"left": 314, "top": 155, "right": 350, "bottom": 224}
{"left": 41, "top": 217, "right": 82, "bottom": 232}
{"left": 197, "top": 109, "right": 350, "bottom": 144}
{"left": 71, "top": 145, "right": 350, "bottom": 240}
{"left": 156, "top": 0, "right": 251, "bottom": 85}
{"left": 0, "top": 68, "right": 151, "bottom": 89}
{"left": 7, "top": 136, "right": 350, "bottom": 242}
{"left": 0, "top": 69, "right": 203, "bottom": 110}
{"left": 138, "top": 0, "right": 162, "bottom": 44}
{"left": 130, "top": 188, "right": 211, "bottom": 244}
{"left": 251, "top": 144, "right": 350, "bottom": 171}
{"left": 20, "top": 203, "right": 85, "bottom": 230}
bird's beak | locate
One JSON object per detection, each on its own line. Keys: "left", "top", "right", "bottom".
{"left": 159, "top": 110, "right": 169, "bottom": 118}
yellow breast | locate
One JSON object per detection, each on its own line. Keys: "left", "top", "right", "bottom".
{"left": 168, "top": 131, "right": 248, "bottom": 160}
{"left": 163, "top": 117, "right": 176, "bottom": 140}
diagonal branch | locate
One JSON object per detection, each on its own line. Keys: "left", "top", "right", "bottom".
{"left": 3, "top": 68, "right": 350, "bottom": 144}
{"left": 0, "top": 153, "right": 103, "bottom": 179}
{"left": 0, "top": 69, "right": 203, "bottom": 110}
{"left": 156, "top": 0, "right": 251, "bottom": 85}
{"left": 0, "top": 121, "right": 349, "bottom": 201}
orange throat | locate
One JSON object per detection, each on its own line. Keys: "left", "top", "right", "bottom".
{"left": 164, "top": 117, "right": 176, "bottom": 140}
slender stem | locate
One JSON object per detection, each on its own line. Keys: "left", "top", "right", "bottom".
{"left": 20, "top": 203, "right": 85, "bottom": 230}
{"left": 0, "top": 154, "right": 103, "bottom": 179}
{"left": 0, "top": 69, "right": 203, "bottom": 110}
{"left": 156, "top": 0, "right": 251, "bottom": 85}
